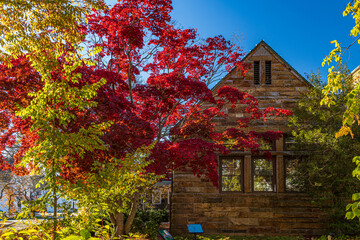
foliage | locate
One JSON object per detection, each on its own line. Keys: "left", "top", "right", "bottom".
{"left": 321, "top": 0, "right": 360, "bottom": 223}
{"left": 322, "top": 0, "right": 360, "bottom": 128}
{"left": 0, "top": 0, "right": 292, "bottom": 237}
{"left": 0, "top": 210, "right": 115, "bottom": 240}
{"left": 175, "top": 235, "right": 304, "bottom": 240}
{"left": 316, "top": 236, "right": 360, "bottom": 240}
{"left": 0, "top": 0, "right": 108, "bottom": 239}
{"left": 0, "top": 220, "right": 52, "bottom": 240}
{"left": 62, "top": 145, "right": 161, "bottom": 237}
{"left": 130, "top": 208, "right": 169, "bottom": 240}
{"left": 289, "top": 70, "right": 360, "bottom": 234}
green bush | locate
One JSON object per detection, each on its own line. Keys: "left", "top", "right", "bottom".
{"left": 130, "top": 208, "right": 169, "bottom": 240}
{"left": 289, "top": 70, "right": 360, "bottom": 235}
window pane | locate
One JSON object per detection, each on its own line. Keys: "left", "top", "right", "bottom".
{"left": 222, "top": 175, "right": 242, "bottom": 191}
{"left": 221, "top": 158, "right": 242, "bottom": 192}
{"left": 152, "top": 190, "right": 161, "bottom": 204}
{"left": 285, "top": 158, "right": 302, "bottom": 191}
{"left": 253, "top": 158, "right": 274, "bottom": 191}
{"left": 284, "top": 134, "right": 297, "bottom": 151}
{"left": 222, "top": 159, "right": 241, "bottom": 173}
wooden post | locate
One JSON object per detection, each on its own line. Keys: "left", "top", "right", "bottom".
{"left": 244, "top": 155, "right": 252, "bottom": 193}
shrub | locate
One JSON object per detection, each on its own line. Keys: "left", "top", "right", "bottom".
{"left": 130, "top": 208, "right": 169, "bottom": 240}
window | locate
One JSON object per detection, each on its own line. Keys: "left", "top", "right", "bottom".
{"left": 265, "top": 61, "right": 272, "bottom": 85}
{"left": 220, "top": 156, "right": 243, "bottom": 192}
{"left": 152, "top": 190, "right": 161, "bottom": 204}
{"left": 254, "top": 61, "right": 260, "bottom": 85}
{"left": 252, "top": 158, "right": 276, "bottom": 192}
{"left": 284, "top": 157, "right": 302, "bottom": 192}
{"left": 151, "top": 189, "right": 171, "bottom": 205}
{"left": 283, "top": 134, "right": 296, "bottom": 151}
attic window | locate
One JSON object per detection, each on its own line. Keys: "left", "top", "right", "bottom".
{"left": 254, "top": 61, "right": 260, "bottom": 85}
{"left": 265, "top": 61, "right": 272, "bottom": 85}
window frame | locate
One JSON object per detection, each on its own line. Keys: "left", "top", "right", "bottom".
{"left": 283, "top": 133, "right": 297, "bottom": 151}
{"left": 251, "top": 156, "right": 277, "bottom": 192}
{"left": 151, "top": 190, "right": 162, "bottom": 205}
{"left": 219, "top": 156, "right": 244, "bottom": 193}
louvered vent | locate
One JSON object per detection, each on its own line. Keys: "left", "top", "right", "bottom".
{"left": 254, "top": 61, "right": 260, "bottom": 85}
{"left": 265, "top": 61, "right": 272, "bottom": 85}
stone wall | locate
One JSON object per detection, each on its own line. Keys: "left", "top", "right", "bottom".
{"left": 171, "top": 173, "right": 326, "bottom": 235}
{"left": 170, "top": 41, "right": 327, "bottom": 236}
{"left": 210, "top": 42, "right": 309, "bottom": 133}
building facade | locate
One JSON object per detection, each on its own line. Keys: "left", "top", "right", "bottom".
{"left": 170, "top": 41, "right": 327, "bottom": 236}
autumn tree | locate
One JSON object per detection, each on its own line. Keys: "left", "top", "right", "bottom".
{"left": 322, "top": 0, "right": 360, "bottom": 135}
{"left": 58, "top": 0, "right": 290, "bottom": 236}
{"left": 0, "top": 1, "right": 107, "bottom": 239}
{"left": 0, "top": 0, "right": 292, "bottom": 238}
{"left": 321, "top": 0, "right": 360, "bottom": 221}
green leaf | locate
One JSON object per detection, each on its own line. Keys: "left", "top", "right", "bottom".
{"left": 352, "top": 193, "right": 360, "bottom": 201}
{"left": 346, "top": 203, "right": 353, "bottom": 211}
{"left": 62, "top": 236, "right": 82, "bottom": 240}
{"left": 353, "top": 156, "right": 360, "bottom": 164}
{"left": 80, "top": 229, "right": 91, "bottom": 240}
{"left": 345, "top": 211, "right": 355, "bottom": 220}
{"left": 1, "top": 232, "right": 15, "bottom": 237}
{"left": 354, "top": 207, "right": 360, "bottom": 217}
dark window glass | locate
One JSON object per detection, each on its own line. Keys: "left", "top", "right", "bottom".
{"left": 285, "top": 157, "right": 302, "bottom": 192}
{"left": 220, "top": 157, "right": 243, "bottom": 192}
{"left": 254, "top": 61, "right": 260, "bottom": 85}
{"left": 265, "top": 61, "right": 272, "bottom": 85}
{"left": 252, "top": 158, "right": 275, "bottom": 192}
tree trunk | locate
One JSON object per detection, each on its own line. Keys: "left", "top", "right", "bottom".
{"left": 109, "top": 211, "right": 124, "bottom": 237}
{"left": 124, "top": 192, "right": 139, "bottom": 235}
{"left": 108, "top": 193, "right": 139, "bottom": 237}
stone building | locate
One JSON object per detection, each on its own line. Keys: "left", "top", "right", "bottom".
{"left": 351, "top": 65, "right": 360, "bottom": 85}
{"left": 170, "top": 41, "right": 327, "bottom": 236}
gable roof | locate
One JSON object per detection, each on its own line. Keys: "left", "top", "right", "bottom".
{"left": 211, "top": 40, "right": 310, "bottom": 92}
{"left": 351, "top": 65, "right": 360, "bottom": 76}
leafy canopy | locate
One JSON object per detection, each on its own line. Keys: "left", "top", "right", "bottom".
{"left": 0, "top": 0, "right": 292, "bottom": 237}
{"left": 321, "top": 0, "right": 360, "bottom": 223}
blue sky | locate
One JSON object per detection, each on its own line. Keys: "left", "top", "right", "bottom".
{"left": 106, "top": 0, "right": 360, "bottom": 79}
{"left": 171, "top": 0, "right": 360, "bottom": 79}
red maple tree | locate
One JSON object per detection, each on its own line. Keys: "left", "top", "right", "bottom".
{"left": 0, "top": 0, "right": 292, "bottom": 236}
